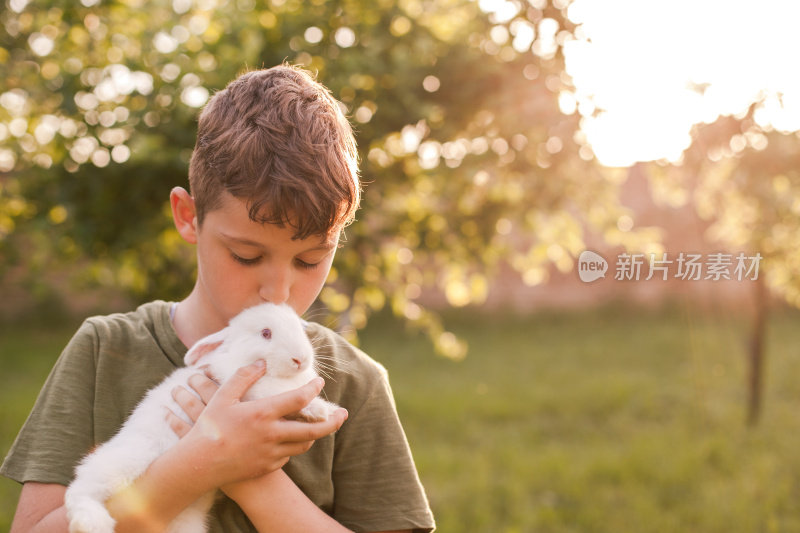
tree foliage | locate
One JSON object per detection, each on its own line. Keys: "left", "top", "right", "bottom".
{"left": 1, "top": 0, "right": 654, "bottom": 356}
{"left": 673, "top": 108, "right": 800, "bottom": 304}
{"left": 648, "top": 101, "right": 800, "bottom": 424}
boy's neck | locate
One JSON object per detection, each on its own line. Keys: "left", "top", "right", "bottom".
{"left": 171, "top": 288, "right": 227, "bottom": 349}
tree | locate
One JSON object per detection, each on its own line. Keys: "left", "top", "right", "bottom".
{"left": 1, "top": 0, "right": 649, "bottom": 356}
{"left": 648, "top": 102, "right": 800, "bottom": 424}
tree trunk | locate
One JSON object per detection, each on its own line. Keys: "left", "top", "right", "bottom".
{"left": 746, "top": 277, "right": 768, "bottom": 426}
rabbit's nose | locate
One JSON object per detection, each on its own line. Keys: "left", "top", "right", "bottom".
{"left": 292, "top": 357, "right": 302, "bottom": 369}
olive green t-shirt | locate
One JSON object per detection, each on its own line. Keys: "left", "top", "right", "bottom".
{"left": 1, "top": 301, "right": 435, "bottom": 533}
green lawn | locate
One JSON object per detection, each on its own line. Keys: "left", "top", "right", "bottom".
{"left": 3, "top": 306, "right": 800, "bottom": 532}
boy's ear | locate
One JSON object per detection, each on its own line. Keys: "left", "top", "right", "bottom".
{"left": 170, "top": 187, "right": 198, "bottom": 244}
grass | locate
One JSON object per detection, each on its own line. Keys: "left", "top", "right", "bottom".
{"left": 357, "top": 305, "right": 800, "bottom": 533}
{"left": 3, "top": 306, "right": 800, "bottom": 532}
{"left": 0, "top": 318, "right": 84, "bottom": 529}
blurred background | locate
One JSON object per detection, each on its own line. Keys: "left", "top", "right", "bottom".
{"left": 3, "top": 0, "right": 800, "bottom": 531}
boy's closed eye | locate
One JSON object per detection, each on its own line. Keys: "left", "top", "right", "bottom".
{"left": 295, "top": 258, "right": 320, "bottom": 270}
{"left": 230, "top": 252, "right": 322, "bottom": 270}
{"left": 230, "top": 252, "right": 262, "bottom": 266}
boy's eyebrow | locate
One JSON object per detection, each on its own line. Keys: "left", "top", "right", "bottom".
{"left": 219, "top": 232, "right": 337, "bottom": 251}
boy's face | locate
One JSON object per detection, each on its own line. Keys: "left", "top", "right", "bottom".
{"left": 193, "top": 191, "right": 339, "bottom": 325}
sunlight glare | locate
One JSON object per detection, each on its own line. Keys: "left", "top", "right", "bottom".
{"left": 565, "top": 0, "right": 800, "bottom": 167}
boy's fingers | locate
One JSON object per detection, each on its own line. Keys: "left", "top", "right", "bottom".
{"left": 164, "top": 407, "right": 192, "bottom": 438}
{"left": 279, "top": 407, "right": 348, "bottom": 444}
{"left": 334, "top": 407, "right": 349, "bottom": 425}
{"left": 214, "top": 360, "right": 267, "bottom": 403}
{"left": 187, "top": 371, "right": 219, "bottom": 404}
{"left": 265, "top": 377, "right": 325, "bottom": 418}
{"left": 171, "top": 385, "right": 205, "bottom": 422}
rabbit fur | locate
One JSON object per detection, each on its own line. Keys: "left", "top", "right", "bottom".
{"left": 65, "top": 302, "right": 338, "bottom": 533}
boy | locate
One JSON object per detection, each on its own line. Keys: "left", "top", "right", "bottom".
{"left": 2, "top": 64, "right": 435, "bottom": 533}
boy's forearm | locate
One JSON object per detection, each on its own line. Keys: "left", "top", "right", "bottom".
{"left": 12, "top": 506, "right": 69, "bottom": 533}
{"left": 105, "top": 438, "right": 219, "bottom": 533}
{"left": 223, "top": 469, "right": 353, "bottom": 533}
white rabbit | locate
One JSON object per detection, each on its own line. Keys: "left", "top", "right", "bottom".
{"left": 65, "top": 302, "right": 338, "bottom": 533}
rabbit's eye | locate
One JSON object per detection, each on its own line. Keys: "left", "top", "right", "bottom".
{"left": 261, "top": 328, "right": 272, "bottom": 340}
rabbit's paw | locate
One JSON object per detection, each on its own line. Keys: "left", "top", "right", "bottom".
{"left": 296, "top": 397, "right": 338, "bottom": 422}
{"left": 67, "top": 500, "right": 116, "bottom": 533}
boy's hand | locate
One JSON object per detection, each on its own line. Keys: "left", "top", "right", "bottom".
{"left": 165, "top": 361, "right": 347, "bottom": 488}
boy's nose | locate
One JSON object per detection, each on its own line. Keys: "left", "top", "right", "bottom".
{"left": 259, "top": 268, "right": 291, "bottom": 304}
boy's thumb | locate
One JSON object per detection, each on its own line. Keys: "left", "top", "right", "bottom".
{"left": 218, "top": 360, "right": 266, "bottom": 402}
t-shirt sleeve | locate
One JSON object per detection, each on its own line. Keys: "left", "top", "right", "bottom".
{"left": 1, "top": 320, "right": 99, "bottom": 486}
{"left": 331, "top": 365, "right": 435, "bottom": 533}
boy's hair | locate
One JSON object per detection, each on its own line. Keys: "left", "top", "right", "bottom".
{"left": 188, "top": 64, "right": 360, "bottom": 239}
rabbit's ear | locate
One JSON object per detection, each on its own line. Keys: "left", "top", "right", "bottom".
{"left": 184, "top": 329, "right": 227, "bottom": 366}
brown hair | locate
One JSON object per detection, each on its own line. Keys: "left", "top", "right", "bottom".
{"left": 188, "top": 64, "right": 360, "bottom": 239}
